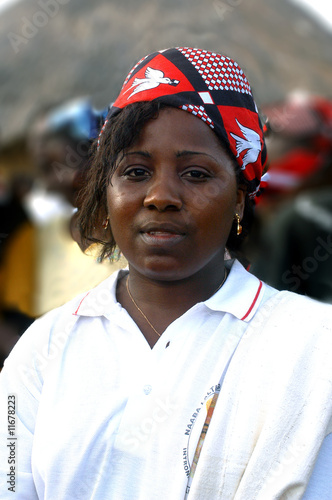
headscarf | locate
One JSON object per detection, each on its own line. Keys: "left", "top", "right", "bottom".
{"left": 101, "top": 47, "right": 267, "bottom": 198}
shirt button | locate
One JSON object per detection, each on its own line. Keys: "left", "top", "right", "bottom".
{"left": 143, "top": 384, "right": 152, "bottom": 395}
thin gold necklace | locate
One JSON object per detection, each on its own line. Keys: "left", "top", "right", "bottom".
{"left": 126, "top": 270, "right": 228, "bottom": 338}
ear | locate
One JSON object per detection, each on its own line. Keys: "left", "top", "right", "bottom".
{"left": 235, "top": 185, "right": 246, "bottom": 220}
{"left": 92, "top": 207, "right": 110, "bottom": 241}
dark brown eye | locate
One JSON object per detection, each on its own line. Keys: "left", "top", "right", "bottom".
{"left": 124, "top": 167, "right": 150, "bottom": 179}
{"left": 182, "top": 169, "right": 210, "bottom": 180}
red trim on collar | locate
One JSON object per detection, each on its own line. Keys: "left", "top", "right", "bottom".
{"left": 241, "top": 281, "right": 262, "bottom": 321}
{"left": 73, "top": 291, "right": 91, "bottom": 316}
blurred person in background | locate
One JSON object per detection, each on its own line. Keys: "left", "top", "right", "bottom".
{"left": 27, "top": 98, "right": 108, "bottom": 244}
{"left": 250, "top": 93, "right": 332, "bottom": 303}
{"left": 0, "top": 170, "right": 35, "bottom": 366}
{"left": 26, "top": 98, "right": 126, "bottom": 315}
{"left": 0, "top": 48, "right": 330, "bottom": 499}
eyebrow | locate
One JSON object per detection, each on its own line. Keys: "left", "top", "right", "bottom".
{"left": 122, "top": 151, "right": 151, "bottom": 158}
{"left": 121, "top": 150, "right": 221, "bottom": 167}
{"left": 176, "top": 150, "right": 212, "bottom": 158}
{"left": 123, "top": 150, "right": 217, "bottom": 159}
{"left": 176, "top": 150, "right": 219, "bottom": 162}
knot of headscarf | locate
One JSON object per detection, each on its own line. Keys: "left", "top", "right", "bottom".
{"left": 101, "top": 47, "right": 267, "bottom": 198}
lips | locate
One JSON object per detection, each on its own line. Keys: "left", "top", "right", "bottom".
{"left": 146, "top": 230, "right": 178, "bottom": 236}
{"left": 139, "top": 222, "right": 186, "bottom": 246}
{"left": 140, "top": 222, "right": 186, "bottom": 234}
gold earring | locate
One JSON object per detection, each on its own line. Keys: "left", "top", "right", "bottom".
{"left": 102, "top": 217, "right": 109, "bottom": 230}
{"left": 234, "top": 213, "right": 242, "bottom": 236}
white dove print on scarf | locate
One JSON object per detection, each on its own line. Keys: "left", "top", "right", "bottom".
{"left": 230, "top": 119, "right": 262, "bottom": 169}
{"left": 103, "top": 48, "right": 268, "bottom": 197}
{"left": 123, "top": 67, "right": 180, "bottom": 99}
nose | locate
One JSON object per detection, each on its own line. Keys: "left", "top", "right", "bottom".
{"left": 143, "top": 172, "right": 182, "bottom": 211}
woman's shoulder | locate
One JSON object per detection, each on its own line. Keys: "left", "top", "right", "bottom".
{"left": 254, "top": 288, "right": 332, "bottom": 352}
{"left": 266, "top": 288, "right": 332, "bottom": 320}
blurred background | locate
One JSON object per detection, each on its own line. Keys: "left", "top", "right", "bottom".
{"left": 0, "top": 0, "right": 331, "bottom": 363}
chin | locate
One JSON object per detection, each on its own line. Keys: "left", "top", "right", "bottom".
{"left": 128, "top": 257, "right": 192, "bottom": 282}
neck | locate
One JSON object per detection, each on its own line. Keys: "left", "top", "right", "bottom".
{"left": 117, "top": 262, "right": 228, "bottom": 346}
{"left": 131, "top": 260, "right": 226, "bottom": 300}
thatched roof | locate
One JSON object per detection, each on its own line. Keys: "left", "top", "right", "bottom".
{"left": 1, "top": 0, "right": 332, "bottom": 145}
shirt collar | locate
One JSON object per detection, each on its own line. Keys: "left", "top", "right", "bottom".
{"left": 73, "top": 261, "right": 264, "bottom": 323}
{"left": 204, "top": 259, "right": 264, "bottom": 322}
{"left": 72, "top": 268, "right": 127, "bottom": 318}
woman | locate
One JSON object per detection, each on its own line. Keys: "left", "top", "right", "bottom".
{"left": 0, "top": 48, "right": 331, "bottom": 499}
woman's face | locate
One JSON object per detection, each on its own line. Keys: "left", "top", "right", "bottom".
{"left": 107, "top": 107, "right": 245, "bottom": 281}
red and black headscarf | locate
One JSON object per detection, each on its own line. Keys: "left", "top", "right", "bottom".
{"left": 100, "top": 47, "right": 267, "bottom": 198}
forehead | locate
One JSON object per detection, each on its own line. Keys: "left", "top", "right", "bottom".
{"left": 131, "top": 107, "right": 233, "bottom": 160}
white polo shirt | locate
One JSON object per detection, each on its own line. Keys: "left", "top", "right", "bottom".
{"left": 0, "top": 260, "right": 330, "bottom": 499}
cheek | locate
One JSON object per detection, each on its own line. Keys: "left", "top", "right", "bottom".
{"left": 193, "top": 181, "right": 237, "bottom": 216}
{"left": 107, "top": 185, "right": 129, "bottom": 215}
{"left": 196, "top": 189, "right": 237, "bottom": 237}
{"left": 107, "top": 187, "right": 139, "bottom": 238}
{"left": 107, "top": 189, "right": 125, "bottom": 230}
